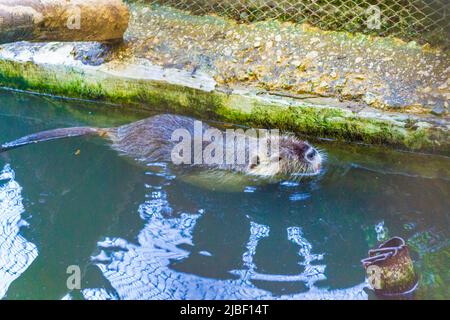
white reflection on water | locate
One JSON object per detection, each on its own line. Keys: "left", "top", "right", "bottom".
{"left": 229, "top": 226, "right": 327, "bottom": 287}
{"left": 85, "top": 164, "right": 368, "bottom": 300}
{"left": 0, "top": 164, "right": 38, "bottom": 299}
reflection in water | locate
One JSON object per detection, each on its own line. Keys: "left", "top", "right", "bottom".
{"left": 375, "top": 221, "right": 388, "bottom": 242}
{"left": 85, "top": 164, "right": 368, "bottom": 300}
{"left": 0, "top": 165, "right": 37, "bottom": 298}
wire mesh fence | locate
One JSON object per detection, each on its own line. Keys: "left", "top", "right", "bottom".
{"left": 148, "top": 0, "right": 449, "bottom": 47}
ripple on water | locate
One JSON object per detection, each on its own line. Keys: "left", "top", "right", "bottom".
{"left": 289, "top": 193, "right": 311, "bottom": 202}
{"left": 84, "top": 165, "right": 367, "bottom": 300}
{"left": 0, "top": 164, "right": 38, "bottom": 299}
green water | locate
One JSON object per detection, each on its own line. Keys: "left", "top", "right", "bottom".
{"left": 0, "top": 89, "right": 448, "bottom": 300}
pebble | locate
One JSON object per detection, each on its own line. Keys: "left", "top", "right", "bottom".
{"left": 306, "top": 51, "right": 319, "bottom": 60}
{"left": 363, "top": 92, "right": 378, "bottom": 105}
{"left": 413, "top": 121, "right": 432, "bottom": 129}
{"left": 431, "top": 105, "right": 446, "bottom": 116}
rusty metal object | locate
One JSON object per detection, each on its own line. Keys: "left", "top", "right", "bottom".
{"left": 0, "top": 0, "right": 129, "bottom": 43}
{"left": 362, "top": 236, "right": 418, "bottom": 297}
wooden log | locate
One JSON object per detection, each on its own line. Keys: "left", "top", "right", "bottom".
{"left": 0, "top": 0, "right": 129, "bottom": 43}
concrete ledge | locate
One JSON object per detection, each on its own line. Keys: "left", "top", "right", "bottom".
{"left": 0, "top": 41, "right": 448, "bottom": 155}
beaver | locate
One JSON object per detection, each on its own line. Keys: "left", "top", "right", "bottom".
{"left": 0, "top": 114, "right": 323, "bottom": 178}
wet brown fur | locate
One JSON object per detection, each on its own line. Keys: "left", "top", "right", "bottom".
{"left": 1, "top": 114, "right": 323, "bottom": 177}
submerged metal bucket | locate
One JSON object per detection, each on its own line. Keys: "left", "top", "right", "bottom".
{"left": 362, "top": 237, "right": 418, "bottom": 298}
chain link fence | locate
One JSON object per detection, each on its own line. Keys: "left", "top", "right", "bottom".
{"left": 148, "top": 0, "right": 449, "bottom": 47}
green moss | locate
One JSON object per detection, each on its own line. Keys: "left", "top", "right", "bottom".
{"left": 0, "top": 61, "right": 104, "bottom": 99}
{"left": 382, "top": 261, "right": 417, "bottom": 293}
{"left": 0, "top": 59, "right": 448, "bottom": 154}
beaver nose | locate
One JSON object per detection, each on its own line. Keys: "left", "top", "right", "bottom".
{"left": 305, "top": 148, "right": 317, "bottom": 161}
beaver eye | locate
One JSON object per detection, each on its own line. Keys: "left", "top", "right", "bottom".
{"left": 293, "top": 143, "right": 309, "bottom": 156}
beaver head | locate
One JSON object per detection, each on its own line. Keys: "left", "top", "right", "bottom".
{"left": 247, "top": 135, "right": 323, "bottom": 178}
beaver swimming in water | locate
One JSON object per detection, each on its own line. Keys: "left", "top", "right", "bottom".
{"left": 0, "top": 114, "right": 323, "bottom": 179}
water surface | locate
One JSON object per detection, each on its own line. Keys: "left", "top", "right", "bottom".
{"left": 0, "top": 89, "right": 448, "bottom": 300}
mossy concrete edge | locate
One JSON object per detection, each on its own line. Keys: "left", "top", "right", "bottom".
{"left": 0, "top": 59, "right": 448, "bottom": 155}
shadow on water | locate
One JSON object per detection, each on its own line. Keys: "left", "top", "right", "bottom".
{"left": 0, "top": 89, "right": 448, "bottom": 299}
